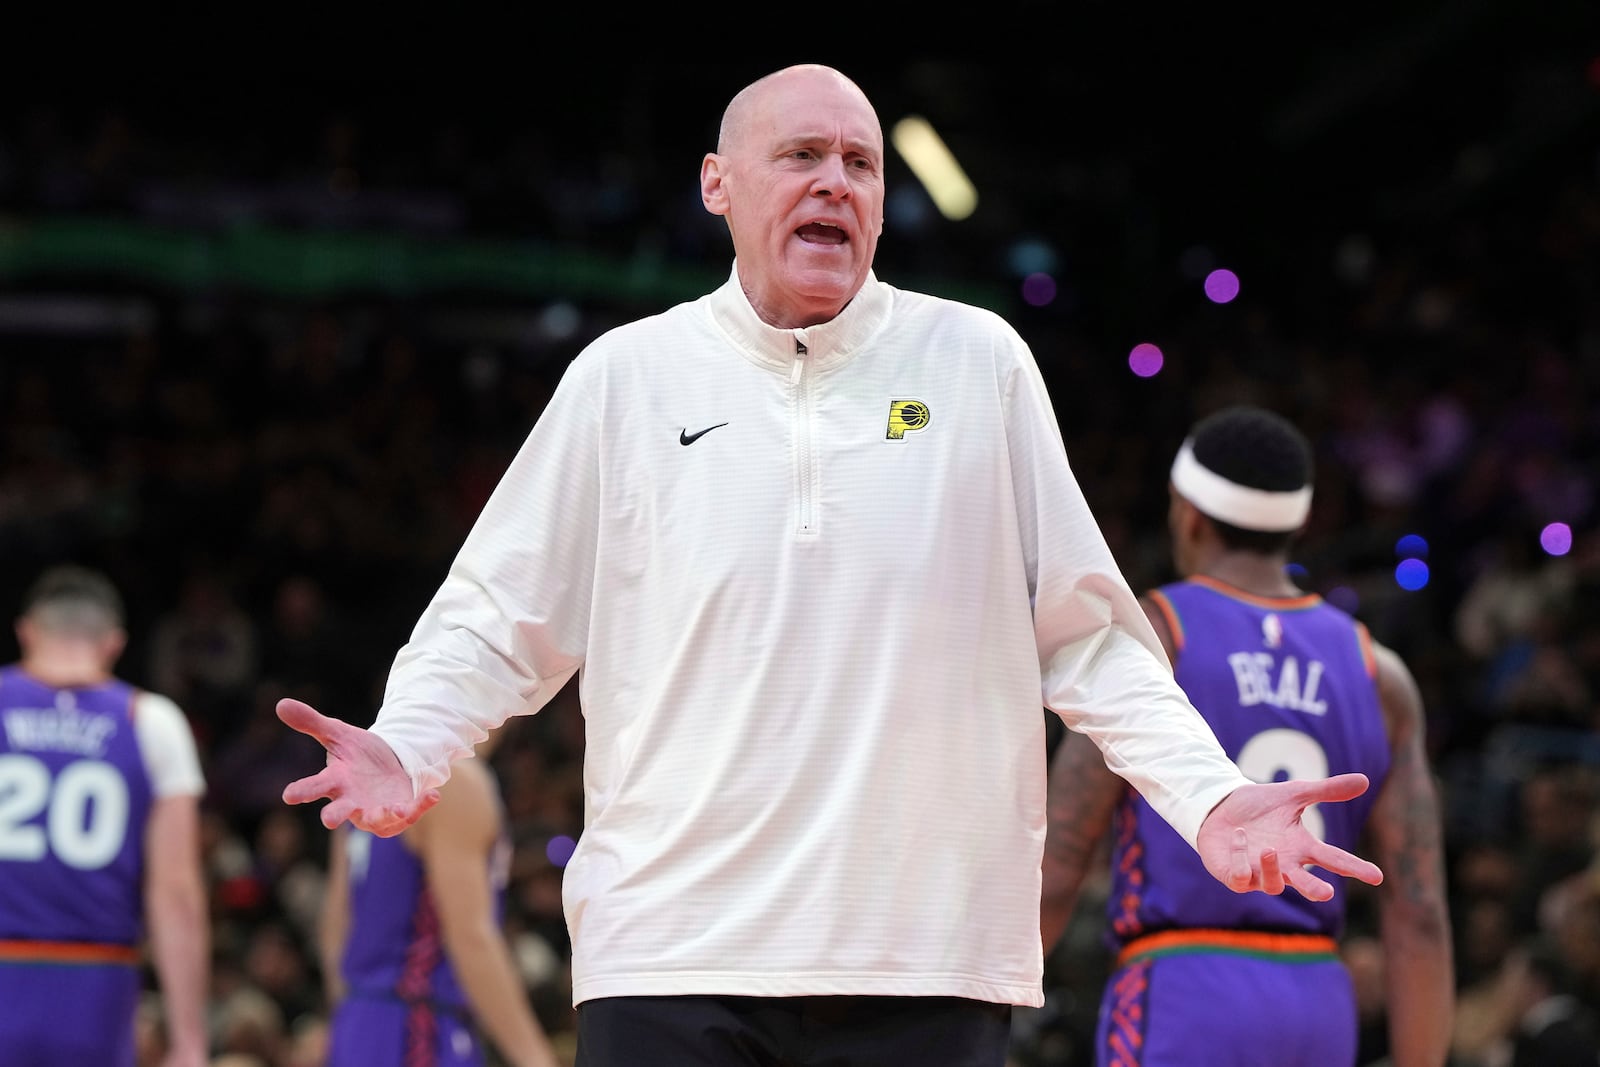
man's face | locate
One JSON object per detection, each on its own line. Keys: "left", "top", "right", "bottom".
{"left": 702, "top": 68, "right": 885, "bottom": 329}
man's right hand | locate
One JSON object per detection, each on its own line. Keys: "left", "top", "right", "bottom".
{"left": 278, "top": 698, "right": 440, "bottom": 835}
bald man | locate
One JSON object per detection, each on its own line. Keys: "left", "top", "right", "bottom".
{"left": 279, "top": 66, "right": 1384, "bottom": 1066}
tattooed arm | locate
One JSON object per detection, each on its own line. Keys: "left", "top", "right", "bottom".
{"left": 1368, "top": 640, "right": 1454, "bottom": 1067}
{"left": 1040, "top": 728, "right": 1126, "bottom": 953}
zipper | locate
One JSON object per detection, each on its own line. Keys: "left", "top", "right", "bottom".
{"left": 792, "top": 337, "right": 816, "bottom": 537}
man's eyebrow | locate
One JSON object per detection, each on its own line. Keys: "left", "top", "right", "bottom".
{"left": 777, "top": 133, "right": 882, "bottom": 155}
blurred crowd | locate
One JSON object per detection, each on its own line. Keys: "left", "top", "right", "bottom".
{"left": 0, "top": 83, "right": 1597, "bottom": 1066}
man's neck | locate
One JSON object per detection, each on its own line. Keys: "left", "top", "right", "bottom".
{"left": 19, "top": 652, "right": 112, "bottom": 689}
{"left": 1203, "top": 554, "right": 1303, "bottom": 598}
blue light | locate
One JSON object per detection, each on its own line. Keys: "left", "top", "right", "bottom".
{"left": 1395, "top": 558, "right": 1430, "bottom": 591}
{"left": 1395, "top": 534, "right": 1429, "bottom": 559}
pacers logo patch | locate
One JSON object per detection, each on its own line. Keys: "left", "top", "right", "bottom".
{"left": 885, "top": 399, "right": 931, "bottom": 440}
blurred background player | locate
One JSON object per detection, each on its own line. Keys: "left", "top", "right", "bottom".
{"left": 319, "top": 726, "right": 562, "bottom": 1067}
{"left": 1039, "top": 405, "right": 1455, "bottom": 1067}
{"left": 0, "top": 564, "right": 209, "bottom": 1066}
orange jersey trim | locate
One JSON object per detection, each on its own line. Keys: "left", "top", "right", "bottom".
{"left": 1187, "top": 575, "right": 1322, "bottom": 612}
{"left": 0, "top": 939, "right": 141, "bottom": 966}
{"left": 1116, "top": 928, "right": 1338, "bottom": 968}
{"left": 1147, "top": 589, "right": 1184, "bottom": 654}
{"left": 1354, "top": 621, "right": 1378, "bottom": 679}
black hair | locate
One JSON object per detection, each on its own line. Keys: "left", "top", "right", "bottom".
{"left": 1188, "top": 405, "right": 1313, "bottom": 553}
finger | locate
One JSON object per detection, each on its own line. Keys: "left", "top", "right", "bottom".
{"left": 282, "top": 767, "right": 341, "bottom": 806}
{"left": 359, "top": 791, "right": 441, "bottom": 838}
{"left": 1305, "top": 842, "right": 1385, "bottom": 887}
{"left": 1227, "top": 828, "right": 1254, "bottom": 892}
{"left": 319, "top": 795, "right": 358, "bottom": 830}
{"left": 276, "top": 697, "right": 343, "bottom": 744}
{"left": 1284, "top": 865, "right": 1335, "bottom": 902}
{"left": 415, "top": 788, "right": 442, "bottom": 819}
{"left": 1259, "top": 847, "right": 1284, "bottom": 895}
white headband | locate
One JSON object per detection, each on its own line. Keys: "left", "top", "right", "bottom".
{"left": 1170, "top": 440, "right": 1312, "bottom": 532}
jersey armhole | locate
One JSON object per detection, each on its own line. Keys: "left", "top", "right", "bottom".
{"left": 1148, "top": 588, "right": 1184, "bottom": 656}
{"left": 1353, "top": 621, "right": 1378, "bottom": 680}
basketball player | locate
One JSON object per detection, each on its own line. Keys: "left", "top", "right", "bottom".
{"left": 320, "top": 729, "right": 561, "bottom": 1067}
{"left": 1040, "top": 405, "right": 1454, "bottom": 1066}
{"left": 0, "top": 565, "right": 209, "bottom": 1066}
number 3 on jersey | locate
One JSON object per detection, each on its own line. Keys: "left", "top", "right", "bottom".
{"left": 1235, "top": 728, "right": 1329, "bottom": 842}
{"left": 0, "top": 754, "right": 130, "bottom": 869}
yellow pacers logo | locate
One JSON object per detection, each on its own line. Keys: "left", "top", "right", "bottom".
{"left": 885, "top": 399, "right": 931, "bottom": 440}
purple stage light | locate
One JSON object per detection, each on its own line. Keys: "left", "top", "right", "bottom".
{"left": 1128, "top": 342, "right": 1164, "bottom": 378}
{"left": 1204, "top": 268, "right": 1240, "bottom": 304}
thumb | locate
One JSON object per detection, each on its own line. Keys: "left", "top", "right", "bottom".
{"left": 1299, "top": 771, "right": 1369, "bottom": 805}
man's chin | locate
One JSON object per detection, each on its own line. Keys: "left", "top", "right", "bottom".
{"left": 783, "top": 264, "right": 863, "bottom": 306}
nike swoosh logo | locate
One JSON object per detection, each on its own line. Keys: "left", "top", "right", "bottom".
{"left": 679, "top": 422, "right": 729, "bottom": 446}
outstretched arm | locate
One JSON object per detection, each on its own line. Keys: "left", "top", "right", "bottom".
{"left": 1368, "top": 641, "right": 1453, "bottom": 1067}
{"left": 1040, "top": 729, "right": 1125, "bottom": 954}
{"left": 279, "top": 698, "right": 440, "bottom": 835}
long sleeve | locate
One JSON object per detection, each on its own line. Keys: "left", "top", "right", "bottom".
{"left": 1003, "top": 350, "right": 1249, "bottom": 846}
{"left": 372, "top": 357, "right": 599, "bottom": 793}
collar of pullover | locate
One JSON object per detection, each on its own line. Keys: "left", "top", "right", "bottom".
{"left": 709, "top": 261, "right": 891, "bottom": 372}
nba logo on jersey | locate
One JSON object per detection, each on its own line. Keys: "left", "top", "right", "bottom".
{"left": 1261, "top": 614, "right": 1283, "bottom": 648}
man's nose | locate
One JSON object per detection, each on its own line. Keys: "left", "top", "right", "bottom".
{"left": 810, "top": 156, "right": 852, "bottom": 199}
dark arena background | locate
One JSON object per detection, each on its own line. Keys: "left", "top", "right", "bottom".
{"left": 1, "top": 9, "right": 1598, "bottom": 1064}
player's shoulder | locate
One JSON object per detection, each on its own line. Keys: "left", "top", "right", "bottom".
{"left": 131, "top": 688, "right": 196, "bottom": 739}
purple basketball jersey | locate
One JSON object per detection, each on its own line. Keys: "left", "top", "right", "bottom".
{"left": 340, "top": 828, "right": 473, "bottom": 1009}
{"left": 0, "top": 664, "right": 157, "bottom": 1067}
{"left": 1106, "top": 578, "right": 1390, "bottom": 943}
{"left": 0, "top": 664, "right": 155, "bottom": 945}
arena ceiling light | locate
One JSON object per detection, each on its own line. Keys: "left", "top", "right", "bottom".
{"left": 891, "top": 115, "right": 978, "bottom": 221}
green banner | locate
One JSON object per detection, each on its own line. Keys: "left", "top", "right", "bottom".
{"left": 0, "top": 216, "right": 1008, "bottom": 311}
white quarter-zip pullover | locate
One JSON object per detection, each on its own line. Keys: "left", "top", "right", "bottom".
{"left": 372, "top": 264, "right": 1250, "bottom": 1007}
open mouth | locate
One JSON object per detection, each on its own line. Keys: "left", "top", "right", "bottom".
{"left": 796, "top": 222, "right": 847, "bottom": 245}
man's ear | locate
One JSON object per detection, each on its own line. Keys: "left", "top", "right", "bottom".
{"left": 99, "top": 627, "right": 128, "bottom": 667}
{"left": 1173, "top": 495, "right": 1208, "bottom": 543}
{"left": 700, "top": 153, "right": 730, "bottom": 217}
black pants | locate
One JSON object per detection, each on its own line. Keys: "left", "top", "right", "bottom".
{"left": 575, "top": 994, "right": 1012, "bottom": 1067}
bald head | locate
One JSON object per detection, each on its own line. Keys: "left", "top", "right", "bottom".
{"left": 718, "top": 65, "right": 881, "bottom": 156}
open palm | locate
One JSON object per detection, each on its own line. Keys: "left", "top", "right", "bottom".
{"left": 1196, "top": 773, "right": 1384, "bottom": 900}
{"left": 277, "top": 698, "right": 440, "bottom": 835}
